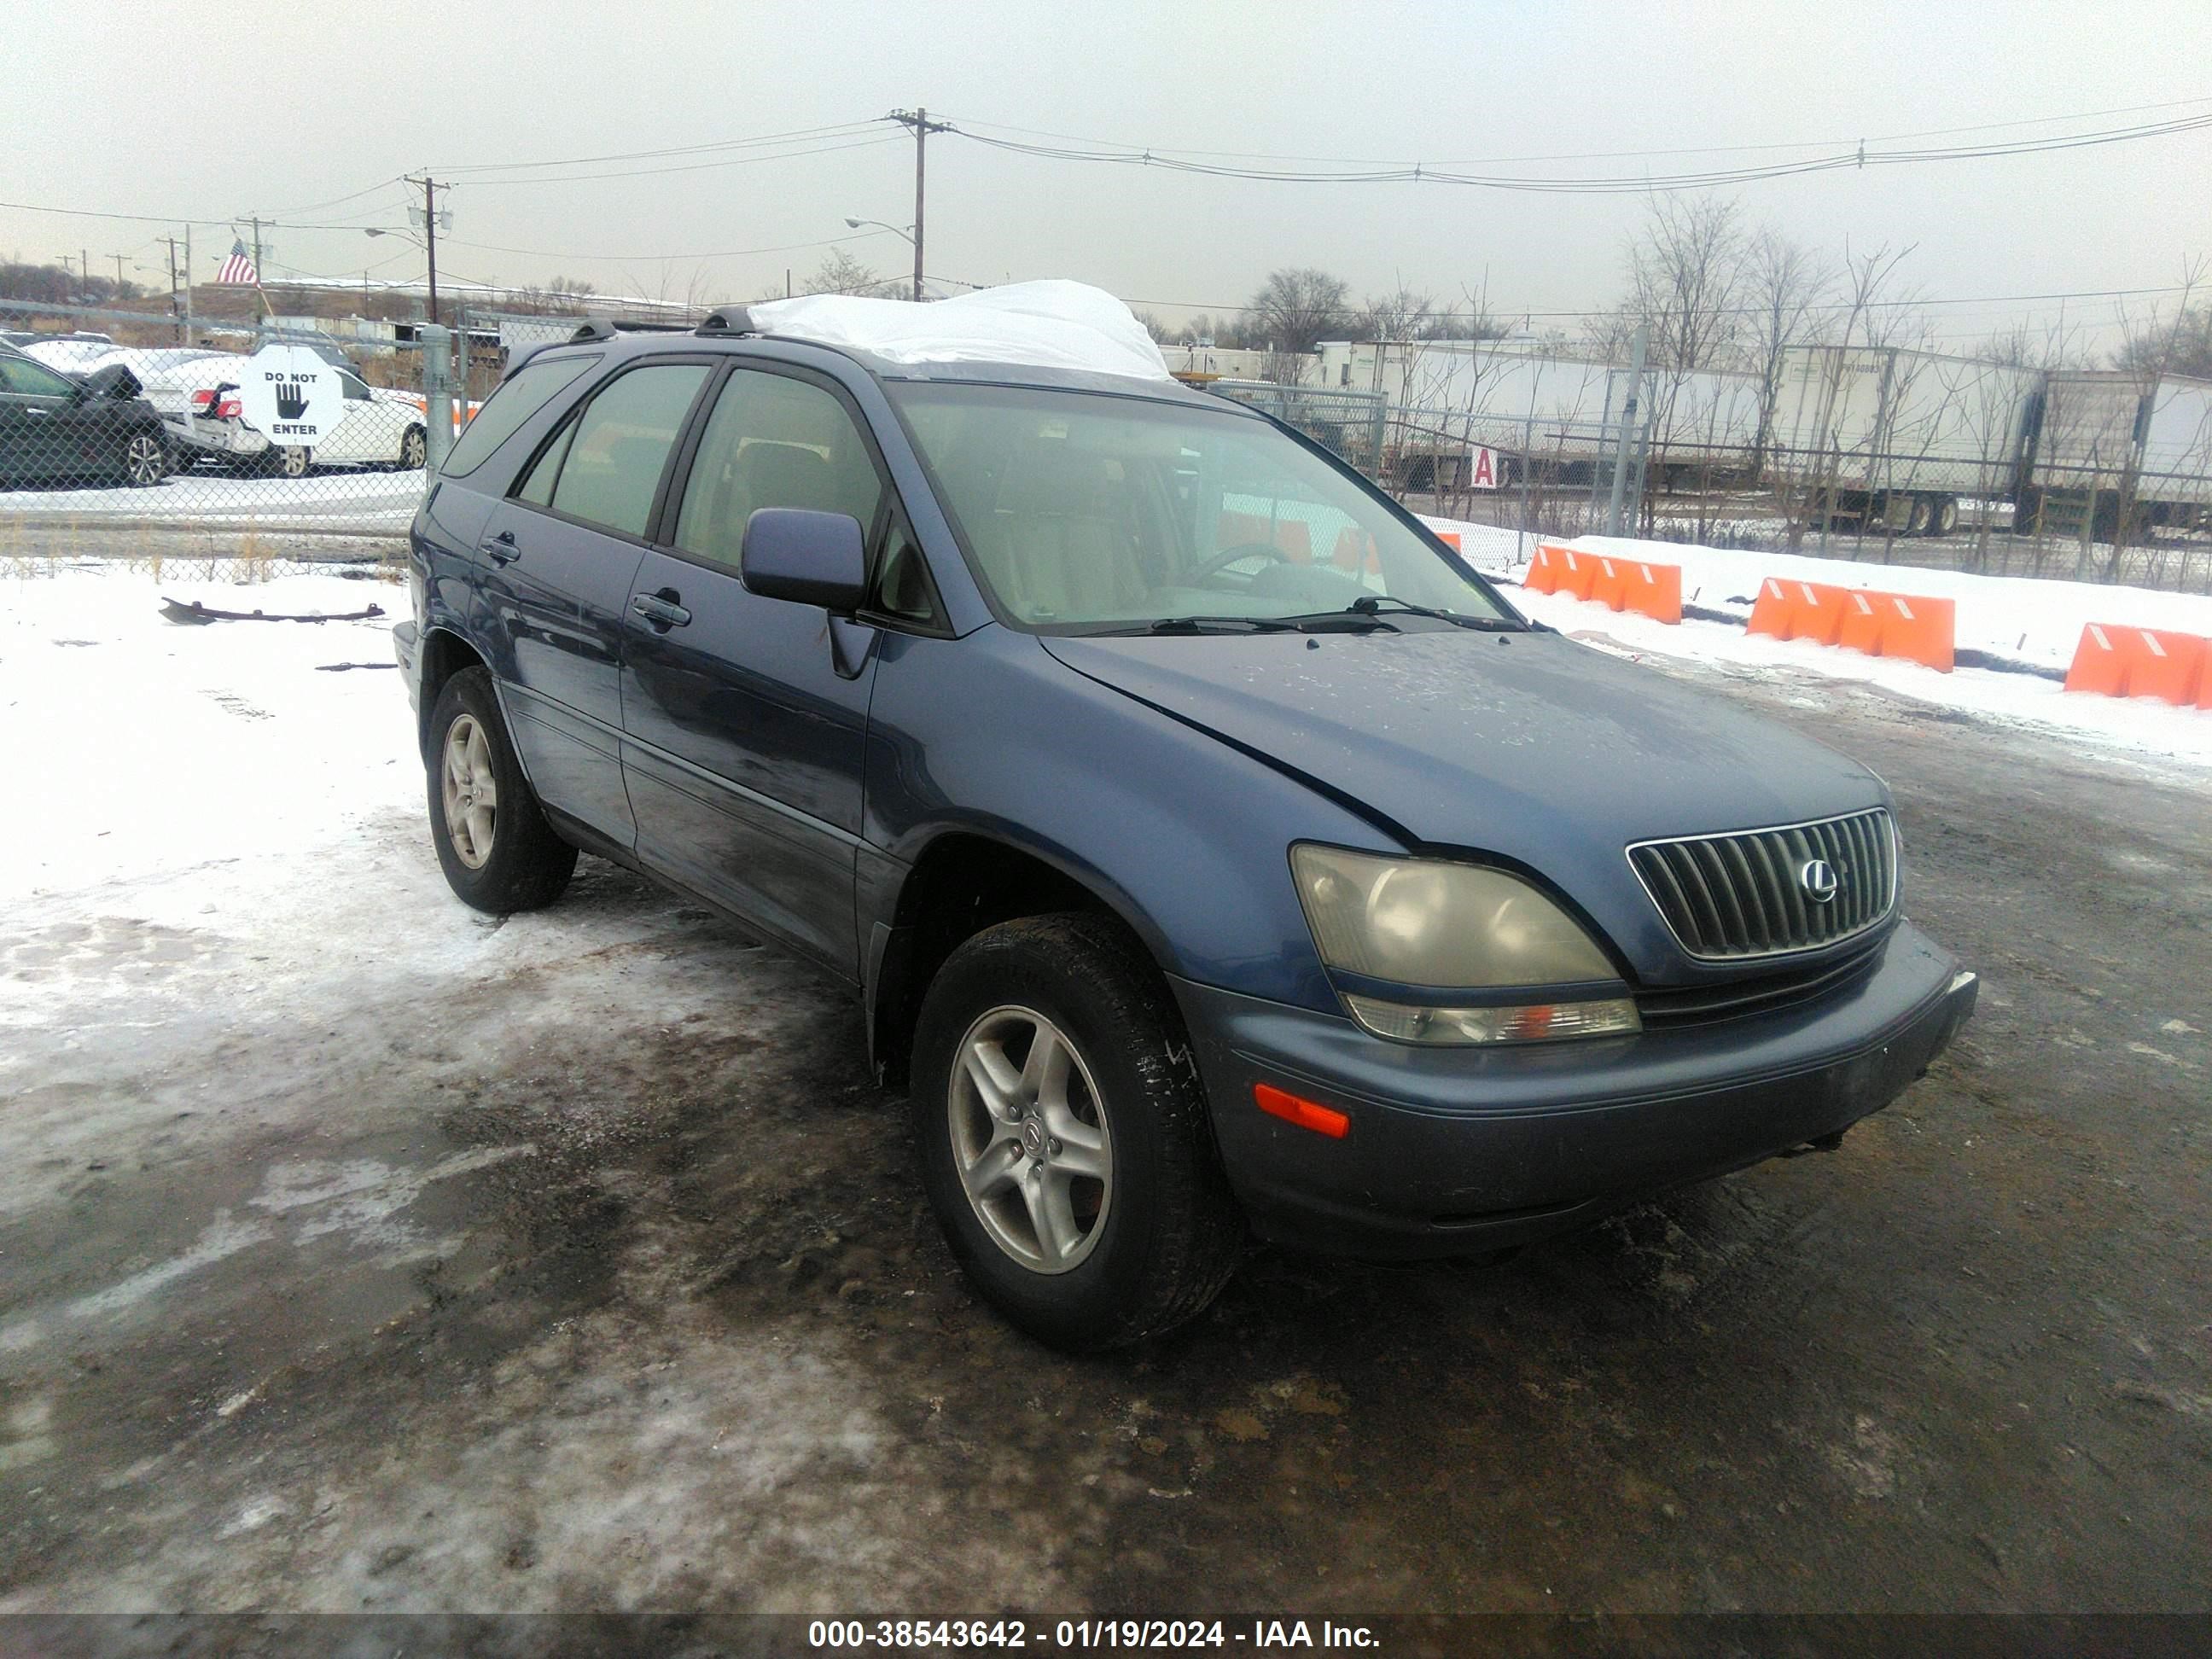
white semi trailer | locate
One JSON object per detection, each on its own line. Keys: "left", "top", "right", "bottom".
{"left": 2021, "top": 370, "right": 2212, "bottom": 536}
{"left": 1767, "top": 345, "right": 2042, "bottom": 537}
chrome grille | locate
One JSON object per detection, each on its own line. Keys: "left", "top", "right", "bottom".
{"left": 1628, "top": 808, "right": 1896, "bottom": 961}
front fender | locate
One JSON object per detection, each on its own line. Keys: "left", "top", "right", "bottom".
{"left": 860, "top": 624, "right": 1400, "bottom": 1014}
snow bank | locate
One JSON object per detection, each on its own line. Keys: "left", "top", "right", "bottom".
{"left": 1563, "top": 534, "right": 2212, "bottom": 675}
{"left": 749, "top": 280, "right": 1170, "bottom": 381}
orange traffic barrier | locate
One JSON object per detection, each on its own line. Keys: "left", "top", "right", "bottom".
{"left": 1530, "top": 541, "right": 1600, "bottom": 599}
{"left": 1434, "top": 529, "right": 1462, "bottom": 550}
{"left": 1586, "top": 557, "right": 1683, "bottom": 626}
{"left": 1836, "top": 590, "right": 1956, "bottom": 673}
{"left": 1218, "top": 510, "right": 1269, "bottom": 549}
{"left": 1331, "top": 527, "right": 1378, "bottom": 577}
{"left": 1272, "top": 518, "right": 1313, "bottom": 564}
{"left": 1748, "top": 579, "right": 1854, "bottom": 646}
{"left": 2063, "top": 624, "right": 2208, "bottom": 706}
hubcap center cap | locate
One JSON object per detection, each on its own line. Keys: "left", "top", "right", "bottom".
{"left": 1021, "top": 1119, "right": 1047, "bottom": 1160}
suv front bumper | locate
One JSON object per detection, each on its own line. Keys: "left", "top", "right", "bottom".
{"left": 1171, "top": 922, "right": 1975, "bottom": 1258}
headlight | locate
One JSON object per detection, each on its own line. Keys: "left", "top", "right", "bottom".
{"left": 1290, "top": 844, "right": 1638, "bottom": 1045}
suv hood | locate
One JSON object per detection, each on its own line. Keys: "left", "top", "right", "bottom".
{"left": 1042, "top": 628, "right": 1885, "bottom": 982}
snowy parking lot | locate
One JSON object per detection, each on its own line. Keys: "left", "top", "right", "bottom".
{"left": 2, "top": 561, "right": 2209, "bottom": 1616}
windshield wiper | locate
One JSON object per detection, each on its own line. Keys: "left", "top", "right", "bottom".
{"left": 1323, "top": 595, "right": 1528, "bottom": 631}
{"left": 1118, "top": 615, "right": 1302, "bottom": 636}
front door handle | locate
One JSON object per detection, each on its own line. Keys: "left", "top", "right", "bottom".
{"left": 481, "top": 530, "right": 521, "bottom": 566}
{"left": 631, "top": 589, "right": 691, "bottom": 629}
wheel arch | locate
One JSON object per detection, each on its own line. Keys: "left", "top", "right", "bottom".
{"left": 865, "top": 830, "right": 1168, "bottom": 1090}
{"left": 416, "top": 626, "right": 487, "bottom": 760}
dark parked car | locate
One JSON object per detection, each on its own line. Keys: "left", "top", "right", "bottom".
{"left": 396, "top": 307, "right": 1977, "bottom": 1349}
{"left": 0, "top": 346, "right": 169, "bottom": 487}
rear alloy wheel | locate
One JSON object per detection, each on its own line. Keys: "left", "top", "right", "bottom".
{"left": 399, "top": 425, "right": 427, "bottom": 471}
{"left": 119, "top": 431, "right": 166, "bottom": 486}
{"left": 911, "top": 913, "right": 1244, "bottom": 1351}
{"left": 426, "top": 667, "right": 578, "bottom": 912}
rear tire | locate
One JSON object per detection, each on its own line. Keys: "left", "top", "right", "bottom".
{"left": 399, "top": 425, "right": 427, "bottom": 471}
{"left": 1903, "top": 495, "right": 1932, "bottom": 537}
{"left": 425, "top": 667, "right": 578, "bottom": 913}
{"left": 911, "top": 913, "right": 1245, "bottom": 1351}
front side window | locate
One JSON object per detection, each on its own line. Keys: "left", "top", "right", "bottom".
{"left": 672, "top": 367, "right": 885, "bottom": 571}
{"left": 0, "top": 355, "right": 76, "bottom": 399}
{"left": 440, "top": 351, "right": 599, "bottom": 478}
{"left": 889, "top": 383, "right": 1512, "bottom": 632}
{"left": 545, "top": 364, "right": 710, "bottom": 538}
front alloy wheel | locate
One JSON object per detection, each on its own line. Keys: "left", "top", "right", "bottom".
{"left": 439, "top": 713, "right": 498, "bottom": 869}
{"left": 399, "top": 426, "right": 427, "bottom": 470}
{"left": 949, "top": 1006, "right": 1114, "bottom": 1273}
{"left": 276, "top": 445, "right": 311, "bottom": 478}
{"left": 120, "top": 431, "right": 166, "bottom": 486}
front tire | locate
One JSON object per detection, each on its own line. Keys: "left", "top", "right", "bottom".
{"left": 426, "top": 667, "right": 578, "bottom": 913}
{"left": 119, "top": 430, "right": 166, "bottom": 486}
{"left": 399, "top": 425, "right": 427, "bottom": 471}
{"left": 260, "top": 445, "right": 311, "bottom": 479}
{"left": 911, "top": 913, "right": 1244, "bottom": 1351}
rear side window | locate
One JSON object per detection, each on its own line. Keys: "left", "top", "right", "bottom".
{"left": 440, "top": 352, "right": 598, "bottom": 478}
{"left": 547, "top": 364, "right": 710, "bottom": 538}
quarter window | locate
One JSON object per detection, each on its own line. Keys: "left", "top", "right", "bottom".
{"left": 672, "top": 368, "right": 884, "bottom": 571}
{"left": 439, "top": 351, "right": 598, "bottom": 479}
{"left": 546, "top": 364, "right": 710, "bottom": 538}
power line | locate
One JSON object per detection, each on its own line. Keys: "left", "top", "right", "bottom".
{"left": 434, "top": 119, "right": 890, "bottom": 176}
{"left": 941, "top": 108, "right": 2212, "bottom": 194}
{"left": 949, "top": 93, "right": 2212, "bottom": 168}
{"left": 442, "top": 229, "right": 893, "bottom": 263}
{"left": 443, "top": 132, "right": 903, "bottom": 187}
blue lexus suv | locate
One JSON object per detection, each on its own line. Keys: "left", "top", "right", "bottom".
{"left": 396, "top": 302, "right": 1977, "bottom": 1350}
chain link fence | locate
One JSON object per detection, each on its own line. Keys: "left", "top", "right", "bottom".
{"left": 1223, "top": 350, "right": 2212, "bottom": 593}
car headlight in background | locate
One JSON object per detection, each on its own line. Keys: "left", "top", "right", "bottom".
{"left": 1289, "top": 844, "right": 1639, "bottom": 1045}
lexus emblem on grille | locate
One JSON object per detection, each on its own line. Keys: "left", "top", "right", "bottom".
{"left": 1799, "top": 859, "right": 1841, "bottom": 904}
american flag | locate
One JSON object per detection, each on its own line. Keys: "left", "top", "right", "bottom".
{"left": 215, "top": 239, "right": 259, "bottom": 285}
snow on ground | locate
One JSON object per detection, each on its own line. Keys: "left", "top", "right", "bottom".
{"left": 1563, "top": 533, "right": 2212, "bottom": 674}
{"left": 0, "top": 565, "right": 418, "bottom": 911}
{"left": 1412, "top": 515, "right": 2212, "bottom": 769}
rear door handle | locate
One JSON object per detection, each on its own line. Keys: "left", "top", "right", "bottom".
{"left": 481, "top": 530, "right": 521, "bottom": 566}
{"left": 631, "top": 589, "right": 691, "bottom": 629}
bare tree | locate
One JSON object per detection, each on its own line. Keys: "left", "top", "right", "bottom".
{"left": 1742, "top": 230, "right": 1833, "bottom": 480}
{"left": 802, "top": 248, "right": 899, "bottom": 299}
{"left": 1246, "top": 268, "right": 1352, "bottom": 358}
{"left": 1618, "top": 195, "right": 1747, "bottom": 375}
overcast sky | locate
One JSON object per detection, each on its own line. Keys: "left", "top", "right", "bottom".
{"left": 11, "top": 0, "right": 2211, "bottom": 354}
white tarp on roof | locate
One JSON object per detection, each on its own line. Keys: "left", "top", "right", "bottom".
{"left": 747, "top": 280, "right": 1171, "bottom": 382}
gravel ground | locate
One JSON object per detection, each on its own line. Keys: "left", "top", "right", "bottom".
{"left": 1, "top": 627, "right": 2207, "bottom": 1620}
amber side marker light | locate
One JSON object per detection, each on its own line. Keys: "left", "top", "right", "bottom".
{"left": 1254, "top": 1083, "right": 1351, "bottom": 1139}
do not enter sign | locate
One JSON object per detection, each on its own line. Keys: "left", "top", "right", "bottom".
{"left": 236, "top": 345, "right": 343, "bottom": 448}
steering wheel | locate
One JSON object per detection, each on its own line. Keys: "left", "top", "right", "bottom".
{"left": 1191, "top": 540, "right": 1297, "bottom": 585}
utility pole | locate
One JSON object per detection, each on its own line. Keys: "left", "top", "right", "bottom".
{"left": 182, "top": 224, "right": 195, "bottom": 346}
{"left": 111, "top": 253, "right": 129, "bottom": 294}
{"left": 888, "top": 108, "right": 949, "bottom": 302}
{"left": 407, "top": 175, "right": 445, "bottom": 325}
{"left": 163, "top": 236, "right": 183, "bottom": 341}
{"left": 1604, "top": 325, "right": 1648, "bottom": 538}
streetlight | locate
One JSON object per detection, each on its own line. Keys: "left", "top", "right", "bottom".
{"left": 844, "top": 217, "right": 916, "bottom": 244}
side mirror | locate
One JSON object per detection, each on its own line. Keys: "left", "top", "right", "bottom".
{"left": 741, "top": 507, "right": 868, "bottom": 613}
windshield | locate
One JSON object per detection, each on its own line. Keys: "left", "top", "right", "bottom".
{"left": 888, "top": 382, "right": 1513, "bottom": 632}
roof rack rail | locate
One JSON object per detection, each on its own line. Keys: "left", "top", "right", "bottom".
{"left": 696, "top": 307, "right": 759, "bottom": 336}
{"left": 567, "top": 318, "right": 694, "bottom": 342}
